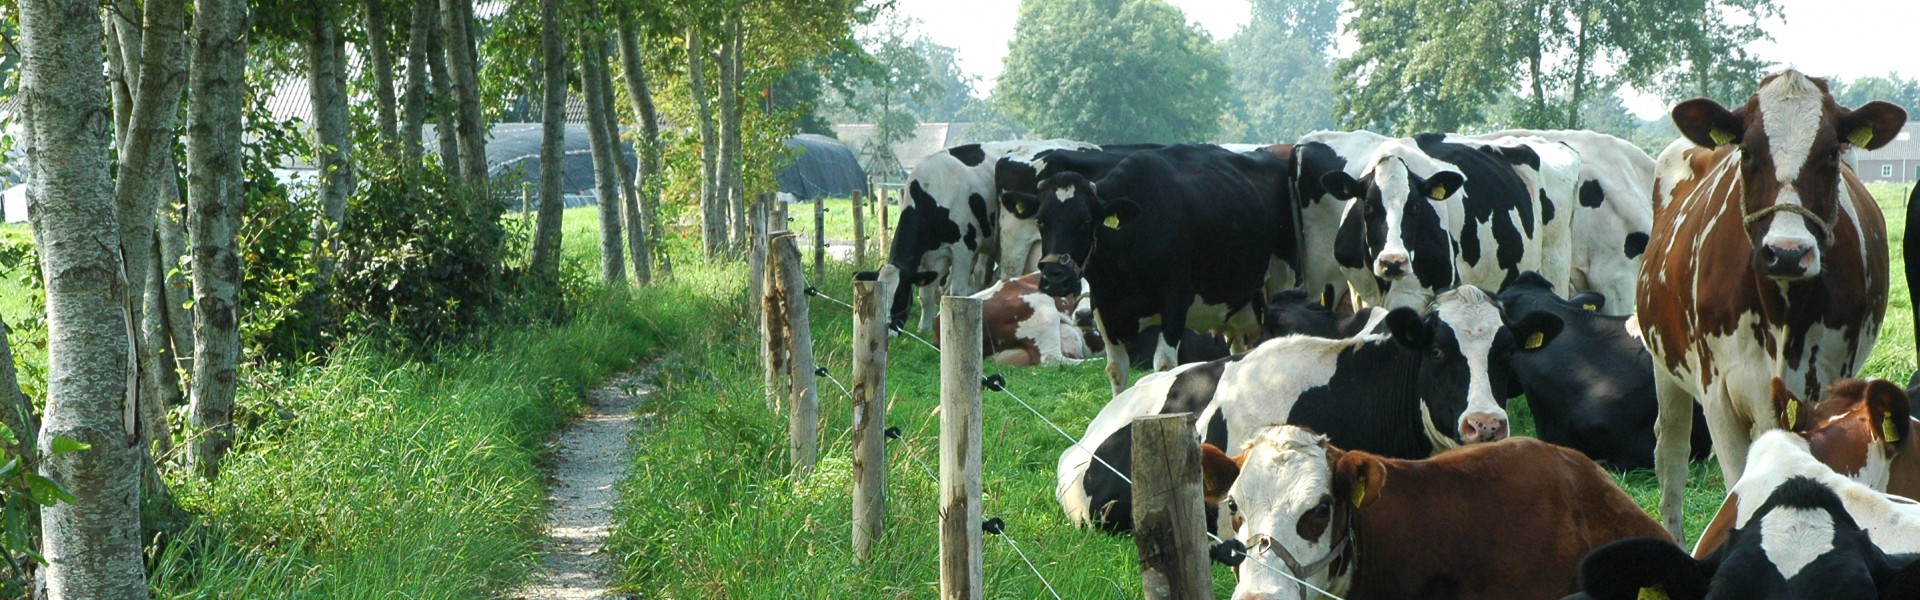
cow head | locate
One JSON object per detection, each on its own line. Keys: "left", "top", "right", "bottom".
{"left": 1323, "top": 149, "right": 1465, "bottom": 302}
{"left": 1771, "top": 376, "right": 1913, "bottom": 490}
{"left": 1202, "top": 425, "right": 1356, "bottom": 600}
{"left": 1389, "top": 287, "right": 1561, "bottom": 447}
{"left": 1001, "top": 172, "right": 1138, "bottom": 298}
{"left": 883, "top": 180, "right": 962, "bottom": 327}
{"left": 1670, "top": 69, "right": 1907, "bottom": 281}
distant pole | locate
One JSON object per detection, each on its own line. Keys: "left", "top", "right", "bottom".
{"left": 1132, "top": 413, "right": 1213, "bottom": 599}
{"left": 939, "top": 296, "right": 983, "bottom": 600}
{"left": 814, "top": 193, "right": 827, "bottom": 282}
{"left": 852, "top": 189, "right": 867, "bottom": 267}
{"left": 749, "top": 194, "right": 770, "bottom": 322}
{"left": 851, "top": 279, "right": 890, "bottom": 562}
{"left": 762, "top": 230, "right": 793, "bottom": 414}
{"left": 879, "top": 187, "right": 890, "bottom": 258}
{"left": 772, "top": 232, "right": 819, "bottom": 475}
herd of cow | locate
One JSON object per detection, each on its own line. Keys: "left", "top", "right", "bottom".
{"left": 867, "top": 70, "right": 1920, "bottom": 598}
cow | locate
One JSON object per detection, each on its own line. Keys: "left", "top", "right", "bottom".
{"left": 1497, "top": 272, "right": 1711, "bottom": 470}
{"left": 882, "top": 139, "right": 1096, "bottom": 332}
{"left": 1688, "top": 426, "right": 1920, "bottom": 560}
{"left": 1056, "top": 286, "right": 1560, "bottom": 531}
{"left": 1321, "top": 133, "right": 1553, "bottom": 312}
{"left": 1472, "top": 129, "right": 1658, "bottom": 315}
{"left": 1002, "top": 144, "right": 1303, "bottom": 394}
{"left": 1771, "top": 377, "right": 1919, "bottom": 498}
{"left": 1637, "top": 69, "right": 1905, "bottom": 540}
{"left": 1122, "top": 326, "right": 1231, "bottom": 369}
{"left": 1260, "top": 287, "right": 1387, "bottom": 341}
{"left": 1909, "top": 184, "right": 1920, "bottom": 390}
{"left": 994, "top": 144, "right": 1163, "bottom": 277}
{"left": 1204, "top": 425, "right": 1668, "bottom": 600}
{"left": 1569, "top": 477, "right": 1920, "bottom": 600}
{"left": 933, "top": 273, "right": 1100, "bottom": 367}
{"left": 1294, "top": 130, "right": 1396, "bottom": 311}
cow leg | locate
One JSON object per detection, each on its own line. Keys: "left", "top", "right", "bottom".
{"left": 1095, "top": 308, "right": 1130, "bottom": 396}
{"left": 917, "top": 274, "right": 942, "bottom": 332}
{"left": 1155, "top": 294, "right": 1190, "bottom": 372}
{"left": 1705, "top": 400, "right": 1757, "bottom": 488}
{"left": 950, "top": 245, "right": 983, "bottom": 298}
{"left": 1650, "top": 368, "right": 1696, "bottom": 542}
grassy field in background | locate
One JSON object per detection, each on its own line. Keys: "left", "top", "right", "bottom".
{"left": 608, "top": 183, "right": 1918, "bottom": 598}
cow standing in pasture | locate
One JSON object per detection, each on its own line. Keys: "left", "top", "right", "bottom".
{"left": 1294, "top": 130, "right": 1396, "bottom": 311}
{"left": 1003, "top": 144, "right": 1303, "bottom": 395}
{"left": 995, "top": 143, "right": 1164, "bottom": 277}
{"left": 1637, "top": 69, "right": 1904, "bottom": 540}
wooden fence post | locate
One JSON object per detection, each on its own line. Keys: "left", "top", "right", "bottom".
{"left": 813, "top": 193, "right": 827, "bottom": 283}
{"left": 750, "top": 194, "right": 770, "bottom": 323}
{"left": 852, "top": 189, "right": 867, "bottom": 267}
{"left": 878, "top": 187, "right": 891, "bottom": 257}
{"left": 762, "top": 230, "right": 793, "bottom": 414}
{"left": 851, "top": 279, "right": 891, "bottom": 562}
{"left": 939, "top": 296, "right": 983, "bottom": 600}
{"left": 771, "top": 232, "right": 820, "bottom": 475}
{"left": 1132, "top": 413, "right": 1213, "bottom": 599}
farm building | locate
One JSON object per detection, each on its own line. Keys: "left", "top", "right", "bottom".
{"left": 1857, "top": 121, "right": 1920, "bottom": 183}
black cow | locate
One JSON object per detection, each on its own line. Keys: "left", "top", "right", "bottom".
{"left": 1121, "top": 326, "right": 1231, "bottom": 369}
{"left": 1907, "top": 184, "right": 1920, "bottom": 391}
{"left": 1567, "top": 477, "right": 1920, "bottom": 600}
{"left": 1261, "top": 287, "right": 1385, "bottom": 340}
{"left": 1497, "top": 272, "right": 1711, "bottom": 470}
{"left": 995, "top": 144, "right": 1165, "bottom": 277}
{"left": 1003, "top": 144, "right": 1302, "bottom": 394}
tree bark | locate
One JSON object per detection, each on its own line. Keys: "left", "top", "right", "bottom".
{"left": 158, "top": 188, "right": 193, "bottom": 372}
{"left": 441, "top": 0, "right": 489, "bottom": 196}
{"left": 427, "top": 9, "right": 461, "bottom": 180}
{"left": 726, "top": 14, "right": 747, "bottom": 253}
{"left": 528, "top": 0, "right": 568, "bottom": 281}
{"left": 1565, "top": 3, "right": 1593, "bottom": 129}
{"left": 186, "top": 0, "right": 249, "bottom": 481}
{"left": 716, "top": 14, "right": 743, "bottom": 256}
{"left": 308, "top": 5, "right": 354, "bottom": 293}
{"left": 615, "top": 9, "right": 668, "bottom": 279}
{"left": 20, "top": 0, "right": 148, "bottom": 594}
{"left": 401, "top": 0, "right": 433, "bottom": 170}
{"left": 592, "top": 31, "right": 649, "bottom": 286}
{"left": 686, "top": 25, "right": 725, "bottom": 258}
{"left": 580, "top": 33, "right": 626, "bottom": 286}
{"left": 365, "top": 0, "right": 399, "bottom": 148}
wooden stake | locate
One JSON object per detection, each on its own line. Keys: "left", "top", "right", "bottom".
{"left": 851, "top": 279, "right": 891, "bottom": 562}
{"left": 762, "top": 230, "right": 792, "bottom": 414}
{"left": 939, "top": 296, "right": 983, "bottom": 600}
{"left": 813, "top": 193, "right": 826, "bottom": 283}
{"left": 1132, "top": 413, "right": 1213, "bottom": 599}
{"left": 852, "top": 190, "right": 867, "bottom": 267}
{"left": 772, "top": 232, "right": 818, "bottom": 474}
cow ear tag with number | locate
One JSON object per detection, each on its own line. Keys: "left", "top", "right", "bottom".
{"left": 1785, "top": 399, "right": 1800, "bottom": 430}
{"left": 1884, "top": 413, "right": 1903, "bottom": 443}
{"left": 1637, "top": 587, "right": 1670, "bottom": 600}
{"left": 1524, "top": 331, "right": 1545, "bottom": 350}
{"left": 1428, "top": 185, "right": 1448, "bottom": 201}
{"left": 1103, "top": 214, "right": 1121, "bottom": 230}
{"left": 1349, "top": 475, "right": 1366, "bottom": 507}
{"left": 1848, "top": 127, "right": 1874, "bottom": 148}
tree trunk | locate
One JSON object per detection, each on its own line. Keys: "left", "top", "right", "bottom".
{"left": 724, "top": 14, "right": 747, "bottom": 254}
{"left": 686, "top": 26, "right": 725, "bottom": 258}
{"left": 158, "top": 189, "right": 193, "bottom": 373}
{"left": 308, "top": 6, "right": 354, "bottom": 293}
{"left": 528, "top": 0, "right": 568, "bottom": 281}
{"left": 401, "top": 0, "right": 433, "bottom": 170}
{"left": 20, "top": 0, "right": 149, "bottom": 594}
{"left": 592, "top": 32, "right": 648, "bottom": 286}
{"left": 1565, "top": 4, "right": 1593, "bottom": 129}
{"left": 186, "top": 0, "right": 249, "bottom": 481}
{"left": 103, "top": 14, "right": 135, "bottom": 147}
{"left": 715, "top": 15, "right": 740, "bottom": 256}
{"left": 580, "top": 33, "right": 626, "bottom": 286}
{"left": 365, "top": 0, "right": 399, "bottom": 148}
{"left": 615, "top": 9, "right": 669, "bottom": 279}
{"left": 441, "top": 0, "right": 489, "bottom": 196}
{"left": 427, "top": 11, "right": 461, "bottom": 180}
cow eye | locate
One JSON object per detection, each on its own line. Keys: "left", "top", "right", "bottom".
{"left": 1226, "top": 498, "right": 1239, "bottom": 514}
{"left": 1428, "top": 346, "right": 1444, "bottom": 359}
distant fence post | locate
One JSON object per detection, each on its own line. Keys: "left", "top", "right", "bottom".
{"left": 852, "top": 189, "right": 867, "bottom": 267}
{"left": 762, "top": 231, "right": 794, "bottom": 415}
{"left": 939, "top": 296, "right": 983, "bottom": 600}
{"left": 813, "top": 193, "right": 827, "bottom": 283}
{"left": 851, "top": 279, "right": 891, "bottom": 563}
{"left": 750, "top": 194, "right": 770, "bottom": 323}
{"left": 878, "top": 187, "right": 891, "bottom": 258}
{"left": 1132, "top": 413, "right": 1213, "bottom": 599}
{"left": 771, "top": 232, "right": 820, "bottom": 475}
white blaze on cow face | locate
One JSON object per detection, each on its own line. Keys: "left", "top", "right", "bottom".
{"left": 1431, "top": 287, "right": 1511, "bottom": 444}
{"left": 1224, "top": 426, "right": 1347, "bottom": 600}
{"left": 1754, "top": 72, "right": 1829, "bottom": 279}
{"left": 1757, "top": 506, "right": 1836, "bottom": 580}
{"left": 1369, "top": 157, "right": 1417, "bottom": 280}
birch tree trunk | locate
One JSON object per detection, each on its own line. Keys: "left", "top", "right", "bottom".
{"left": 308, "top": 6, "right": 354, "bottom": 293}
{"left": 441, "top": 0, "right": 489, "bottom": 196}
{"left": 158, "top": 189, "right": 193, "bottom": 372}
{"left": 186, "top": 0, "right": 249, "bottom": 481}
{"left": 595, "top": 41, "right": 649, "bottom": 286}
{"left": 714, "top": 16, "right": 738, "bottom": 256}
{"left": 528, "top": 0, "right": 568, "bottom": 281}
{"left": 401, "top": 0, "right": 434, "bottom": 169}
{"left": 722, "top": 14, "right": 747, "bottom": 254}
{"left": 579, "top": 33, "right": 626, "bottom": 286}
{"left": 427, "top": 13, "right": 461, "bottom": 180}
{"left": 615, "top": 9, "right": 669, "bottom": 279}
{"left": 365, "top": 0, "right": 400, "bottom": 148}
{"left": 20, "top": 0, "right": 148, "bottom": 594}
{"left": 686, "top": 26, "right": 725, "bottom": 258}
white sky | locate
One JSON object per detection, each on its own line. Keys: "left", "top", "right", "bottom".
{"left": 892, "top": 0, "right": 1920, "bottom": 120}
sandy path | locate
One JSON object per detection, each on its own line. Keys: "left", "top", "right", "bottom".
{"left": 513, "top": 365, "right": 654, "bottom": 600}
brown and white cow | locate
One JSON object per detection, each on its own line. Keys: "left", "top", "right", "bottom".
{"left": 1686, "top": 427, "right": 1920, "bottom": 563}
{"left": 934, "top": 273, "right": 1100, "bottom": 367}
{"left": 1202, "top": 425, "right": 1667, "bottom": 600}
{"left": 1636, "top": 69, "right": 1906, "bottom": 539}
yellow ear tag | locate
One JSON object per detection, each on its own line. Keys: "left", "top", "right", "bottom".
{"left": 1848, "top": 127, "right": 1874, "bottom": 147}
{"left": 1785, "top": 399, "right": 1800, "bottom": 430}
{"left": 1581, "top": 303, "right": 1598, "bottom": 311}
{"left": 1524, "top": 331, "right": 1545, "bottom": 350}
{"left": 1102, "top": 214, "right": 1121, "bottom": 230}
{"left": 1428, "top": 186, "right": 1448, "bottom": 201}
{"left": 1885, "top": 413, "right": 1903, "bottom": 443}
{"left": 1638, "top": 587, "right": 1671, "bottom": 600}
{"left": 1710, "top": 128, "right": 1735, "bottom": 146}
{"left": 1350, "top": 475, "right": 1367, "bottom": 507}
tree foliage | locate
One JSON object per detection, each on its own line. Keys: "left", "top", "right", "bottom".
{"left": 1219, "top": 0, "right": 1339, "bottom": 142}
{"left": 1832, "top": 74, "right": 1920, "bottom": 113}
{"left": 996, "top": 0, "right": 1228, "bottom": 143}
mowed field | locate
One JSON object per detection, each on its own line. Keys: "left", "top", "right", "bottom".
{"left": 612, "top": 182, "right": 1917, "bottom": 598}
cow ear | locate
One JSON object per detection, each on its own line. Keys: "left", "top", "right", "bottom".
{"left": 1673, "top": 98, "right": 1744, "bottom": 148}
{"left": 1509, "top": 311, "right": 1564, "bottom": 352}
{"left": 1002, "top": 190, "right": 1041, "bottom": 219}
{"left": 1320, "top": 171, "right": 1362, "bottom": 200}
{"left": 1421, "top": 171, "right": 1465, "bottom": 202}
{"left": 1100, "top": 198, "right": 1140, "bottom": 230}
{"left": 1574, "top": 537, "right": 1712, "bottom": 600}
{"left": 1838, "top": 100, "right": 1908, "bottom": 150}
{"left": 1568, "top": 291, "right": 1607, "bottom": 312}
{"left": 1200, "top": 443, "right": 1241, "bottom": 503}
{"left": 1771, "top": 377, "right": 1812, "bottom": 432}
{"left": 1333, "top": 452, "right": 1385, "bottom": 508}
{"left": 1384, "top": 308, "right": 1428, "bottom": 349}
{"left": 1864, "top": 379, "right": 1912, "bottom": 450}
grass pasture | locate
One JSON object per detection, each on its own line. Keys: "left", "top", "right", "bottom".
{"left": 609, "top": 183, "right": 1919, "bottom": 598}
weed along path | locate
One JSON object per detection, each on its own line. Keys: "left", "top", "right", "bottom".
{"left": 515, "top": 362, "right": 658, "bottom": 600}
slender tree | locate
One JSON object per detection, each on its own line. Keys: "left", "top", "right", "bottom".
{"left": 686, "top": 23, "right": 725, "bottom": 257}
{"left": 614, "top": 7, "right": 668, "bottom": 279}
{"left": 401, "top": 0, "right": 436, "bottom": 169}
{"left": 365, "top": 0, "right": 401, "bottom": 147}
{"left": 528, "top": 0, "right": 568, "bottom": 280}
{"left": 308, "top": 4, "right": 354, "bottom": 291}
{"left": 599, "top": 45, "right": 649, "bottom": 286}
{"left": 717, "top": 12, "right": 744, "bottom": 253}
{"left": 20, "top": 0, "right": 148, "bottom": 594}
{"left": 187, "top": 0, "right": 250, "bottom": 480}
{"left": 442, "top": 0, "right": 489, "bottom": 195}
{"left": 428, "top": 17, "right": 462, "bottom": 178}
{"left": 580, "top": 31, "right": 627, "bottom": 286}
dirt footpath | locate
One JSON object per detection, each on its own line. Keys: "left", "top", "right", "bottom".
{"left": 513, "top": 364, "right": 655, "bottom": 600}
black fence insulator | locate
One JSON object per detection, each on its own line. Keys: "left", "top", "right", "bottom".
{"left": 813, "top": 366, "right": 830, "bottom": 377}
{"left": 883, "top": 426, "right": 902, "bottom": 440}
{"left": 803, "top": 286, "right": 819, "bottom": 297}
{"left": 982, "top": 517, "right": 1006, "bottom": 536}
{"left": 1210, "top": 539, "right": 1248, "bottom": 567}
{"left": 982, "top": 373, "right": 1007, "bottom": 392}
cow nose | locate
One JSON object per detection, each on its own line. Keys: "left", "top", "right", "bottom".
{"left": 1375, "top": 253, "right": 1410, "bottom": 278}
{"left": 1459, "top": 412, "right": 1509, "bottom": 443}
{"left": 1760, "top": 242, "right": 1814, "bottom": 278}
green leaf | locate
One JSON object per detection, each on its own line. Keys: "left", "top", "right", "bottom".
{"left": 25, "top": 473, "right": 76, "bottom": 506}
{"left": 0, "top": 457, "right": 20, "bottom": 481}
{"left": 0, "top": 423, "right": 14, "bottom": 449}
{"left": 49, "top": 436, "right": 90, "bottom": 455}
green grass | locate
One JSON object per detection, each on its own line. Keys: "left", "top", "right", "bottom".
{"left": 608, "top": 183, "right": 1920, "bottom": 598}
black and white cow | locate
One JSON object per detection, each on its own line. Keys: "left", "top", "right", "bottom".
{"left": 1473, "top": 129, "right": 1657, "bottom": 316}
{"left": 883, "top": 139, "right": 1096, "bottom": 331}
{"left": 1497, "top": 272, "right": 1711, "bottom": 470}
{"left": 1907, "top": 184, "right": 1920, "bottom": 390}
{"left": 1261, "top": 287, "right": 1387, "bottom": 340}
{"left": 1321, "top": 133, "right": 1550, "bottom": 311}
{"left": 1003, "top": 144, "right": 1303, "bottom": 394}
{"left": 994, "top": 144, "right": 1164, "bottom": 277}
{"left": 1293, "top": 130, "right": 1396, "bottom": 311}
{"left": 1057, "top": 286, "right": 1560, "bottom": 531}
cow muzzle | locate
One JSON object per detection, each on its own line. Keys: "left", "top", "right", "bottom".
{"left": 1374, "top": 252, "right": 1410, "bottom": 279}
{"left": 1038, "top": 256, "right": 1081, "bottom": 297}
{"left": 1756, "top": 240, "right": 1818, "bottom": 280}
{"left": 1458, "top": 412, "right": 1509, "bottom": 443}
